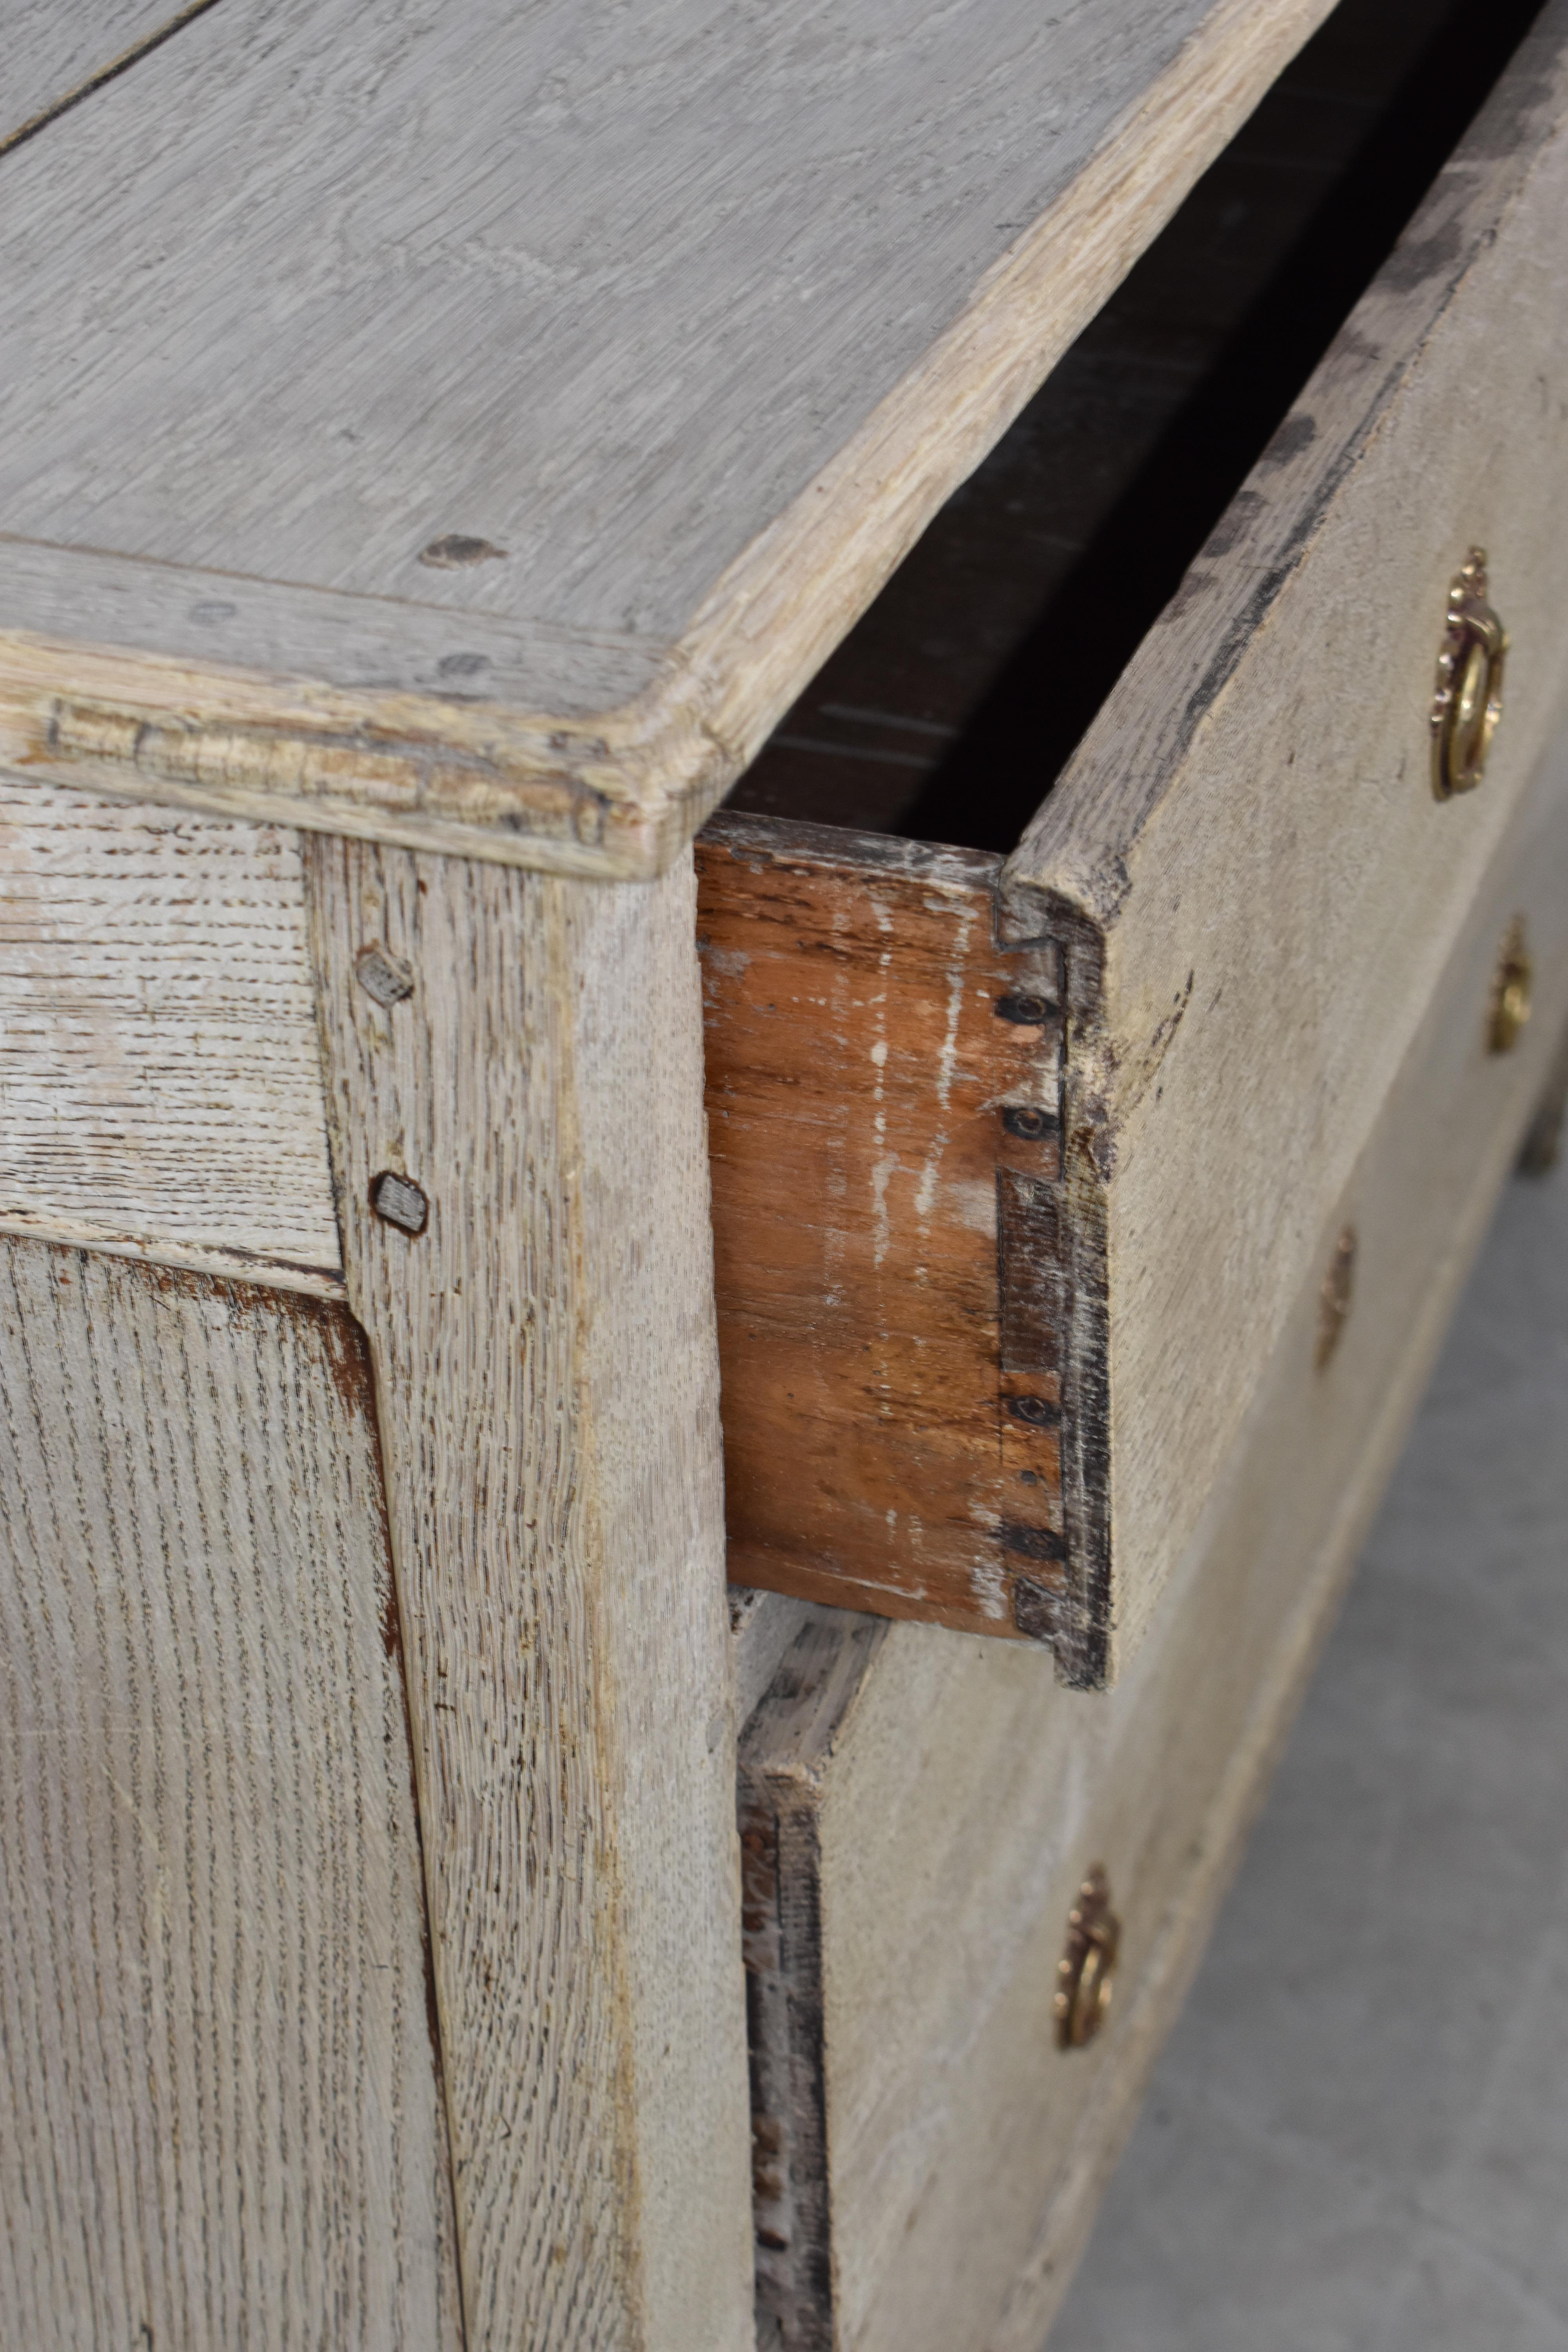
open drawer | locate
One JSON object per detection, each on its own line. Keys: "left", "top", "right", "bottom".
{"left": 701, "top": 0, "right": 1568, "bottom": 1681}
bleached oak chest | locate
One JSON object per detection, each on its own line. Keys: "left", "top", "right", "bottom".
{"left": 3, "top": 3, "right": 1567, "bottom": 2348}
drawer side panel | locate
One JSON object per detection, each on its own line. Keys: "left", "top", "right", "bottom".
{"left": 700, "top": 815, "right": 1078, "bottom": 1646}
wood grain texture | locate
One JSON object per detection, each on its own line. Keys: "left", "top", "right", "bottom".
{"left": 740, "top": 695, "right": 1568, "bottom": 2352}
{"left": 305, "top": 840, "right": 753, "bottom": 2350}
{"left": 0, "top": 777, "right": 343, "bottom": 1293}
{"left": 1, "top": 2, "right": 216, "bottom": 153}
{"left": 1001, "top": 8, "right": 1568, "bottom": 1668}
{"left": 0, "top": 1241, "right": 461, "bottom": 2351}
{"left": 699, "top": 813, "right": 1074, "bottom": 1647}
{"left": 0, "top": 0, "right": 1335, "bottom": 872}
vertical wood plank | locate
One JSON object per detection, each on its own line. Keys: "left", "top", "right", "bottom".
{"left": 0, "top": 1240, "right": 462, "bottom": 2351}
{"left": 304, "top": 840, "right": 753, "bottom": 2351}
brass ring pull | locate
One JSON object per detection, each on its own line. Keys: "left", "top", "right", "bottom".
{"left": 1432, "top": 547, "right": 1506, "bottom": 799}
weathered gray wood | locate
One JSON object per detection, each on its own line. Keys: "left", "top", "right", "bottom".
{"left": 742, "top": 691, "right": 1568, "bottom": 2352}
{"left": 305, "top": 839, "right": 753, "bottom": 2350}
{"left": 0, "top": 1241, "right": 461, "bottom": 2350}
{"left": 1004, "top": 6, "right": 1568, "bottom": 1669}
{"left": 0, "top": 0, "right": 1334, "bottom": 872}
{"left": 0, "top": 777, "right": 343, "bottom": 1292}
{"left": 2, "top": 3, "right": 211, "bottom": 151}
{"left": 730, "top": 1587, "right": 820, "bottom": 1731}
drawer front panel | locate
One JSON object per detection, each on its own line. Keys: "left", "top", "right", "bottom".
{"left": 739, "top": 704, "right": 1568, "bottom": 2352}
{"left": 1008, "top": 2, "right": 1568, "bottom": 1670}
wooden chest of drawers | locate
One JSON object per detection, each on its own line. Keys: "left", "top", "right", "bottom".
{"left": 2, "top": 2, "right": 1565, "bottom": 2347}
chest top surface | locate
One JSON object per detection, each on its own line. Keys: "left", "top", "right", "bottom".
{"left": 0, "top": 0, "right": 1332, "bottom": 873}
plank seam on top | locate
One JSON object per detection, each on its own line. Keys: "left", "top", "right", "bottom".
{"left": 0, "top": 1, "right": 230, "bottom": 163}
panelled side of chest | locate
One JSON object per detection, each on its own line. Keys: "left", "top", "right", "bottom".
{"left": 0, "top": 779, "right": 757, "bottom": 2352}
{"left": 0, "top": 782, "right": 461, "bottom": 2347}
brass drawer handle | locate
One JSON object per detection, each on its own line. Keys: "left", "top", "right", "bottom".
{"left": 1055, "top": 1866, "right": 1121, "bottom": 2049}
{"left": 1432, "top": 547, "right": 1506, "bottom": 799}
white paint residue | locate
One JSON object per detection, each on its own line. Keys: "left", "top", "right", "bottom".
{"left": 869, "top": 965, "right": 895, "bottom": 1269}
{"left": 933, "top": 912, "right": 976, "bottom": 1111}
{"left": 914, "top": 906, "right": 976, "bottom": 1219}
{"left": 822, "top": 893, "right": 855, "bottom": 1296}
{"left": 871, "top": 1147, "right": 898, "bottom": 1270}
{"left": 969, "top": 1556, "right": 1011, "bottom": 1622}
{"left": 913, "top": 1145, "right": 947, "bottom": 1221}
{"left": 946, "top": 1178, "right": 998, "bottom": 1236}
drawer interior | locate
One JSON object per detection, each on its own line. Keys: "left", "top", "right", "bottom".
{"left": 721, "top": 0, "right": 1545, "bottom": 853}
{"left": 702, "top": 0, "right": 1550, "bottom": 1655}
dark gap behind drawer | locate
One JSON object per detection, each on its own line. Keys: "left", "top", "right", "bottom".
{"left": 720, "top": 0, "right": 1548, "bottom": 851}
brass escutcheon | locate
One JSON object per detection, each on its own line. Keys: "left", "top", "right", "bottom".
{"left": 1432, "top": 548, "right": 1506, "bottom": 799}
{"left": 1054, "top": 1865, "right": 1121, "bottom": 2050}
{"left": 1315, "top": 1224, "right": 1357, "bottom": 1371}
{"left": 1488, "top": 916, "right": 1534, "bottom": 1054}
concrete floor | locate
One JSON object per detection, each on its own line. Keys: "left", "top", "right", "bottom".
{"left": 1050, "top": 1151, "right": 1568, "bottom": 2352}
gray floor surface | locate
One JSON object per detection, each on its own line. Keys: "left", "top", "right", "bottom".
{"left": 1049, "top": 1152, "right": 1568, "bottom": 2351}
